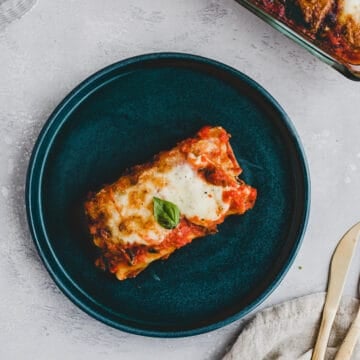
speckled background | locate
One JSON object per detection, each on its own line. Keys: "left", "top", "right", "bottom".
{"left": 1, "top": 1, "right": 360, "bottom": 359}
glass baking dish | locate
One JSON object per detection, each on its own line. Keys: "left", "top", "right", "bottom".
{"left": 235, "top": 0, "right": 360, "bottom": 80}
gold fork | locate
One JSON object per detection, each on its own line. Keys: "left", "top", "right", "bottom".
{"left": 334, "top": 279, "right": 360, "bottom": 360}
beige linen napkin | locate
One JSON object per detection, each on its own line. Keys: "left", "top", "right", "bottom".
{"left": 0, "top": 0, "right": 36, "bottom": 31}
{"left": 223, "top": 293, "right": 360, "bottom": 360}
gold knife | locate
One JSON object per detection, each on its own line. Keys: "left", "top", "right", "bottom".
{"left": 311, "top": 222, "right": 360, "bottom": 360}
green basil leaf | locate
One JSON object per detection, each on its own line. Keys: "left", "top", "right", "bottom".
{"left": 153, "top": 197, "right": 180, "bottom": 229}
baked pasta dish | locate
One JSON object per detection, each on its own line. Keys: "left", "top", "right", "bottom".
{"left": 249, "top": 0, "right": 360, "bottom": 64}
{"left": 85, "top": 126, "right": 257, "bottom": 280}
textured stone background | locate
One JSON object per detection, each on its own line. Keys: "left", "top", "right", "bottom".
{"left": 1, "top": 1, "right": 360, "bottom": 359}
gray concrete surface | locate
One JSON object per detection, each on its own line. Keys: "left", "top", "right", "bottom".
{"left": 1, "top": 1, "right": 360, "bottom": 359}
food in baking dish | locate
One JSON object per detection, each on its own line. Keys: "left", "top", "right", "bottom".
{"left": 85, "top": 126, "right": 257, "bottom": 280}
{"left": 248, "top": 0, "right": 360, "bottom": 64}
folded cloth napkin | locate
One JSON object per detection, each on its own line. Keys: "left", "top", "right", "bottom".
{"left": 223, "top": 293, "right": 360, "bottom": 360}
{"left": 0, "top": 0, "right": 36, "bottom": 31}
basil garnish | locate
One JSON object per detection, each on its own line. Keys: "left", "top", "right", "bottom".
{"left": 153, "top": 197, "right": 180, "bottom": 229}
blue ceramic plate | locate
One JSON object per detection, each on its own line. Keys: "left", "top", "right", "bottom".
{"left": 26, "top": 53, "right": 310, "bottom": 337}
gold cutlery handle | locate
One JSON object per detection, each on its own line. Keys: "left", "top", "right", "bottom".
{"left": 334, "top": 307, "right": 360, "bottom": 360}
{"left": 312, "top": 308, "right": 337, "bottom": 360}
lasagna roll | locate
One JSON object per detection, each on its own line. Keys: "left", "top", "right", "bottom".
{"left": 85, "top": 126, "right": 257, "bottom": 280}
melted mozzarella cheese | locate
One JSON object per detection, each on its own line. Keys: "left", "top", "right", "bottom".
{"left": 159, "top": 163, "right": 229, "bottom": 221}
{"left": 109, "top": 162, "right": 229, "bottom": 245}
{"left": 343, "top": 0, "right": 360, "bottom": 22}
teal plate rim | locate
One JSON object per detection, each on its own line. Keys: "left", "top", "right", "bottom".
{"left": 26, "top": 52, "right": 311, "bottom": 337}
